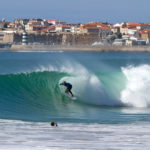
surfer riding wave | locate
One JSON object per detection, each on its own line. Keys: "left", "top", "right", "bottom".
{"left": 60, "top": 81, "right": 74, "bottom": 97}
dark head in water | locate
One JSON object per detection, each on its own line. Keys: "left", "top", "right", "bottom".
{"left": 50, "top": 121, "right": 58, "bottom": 126}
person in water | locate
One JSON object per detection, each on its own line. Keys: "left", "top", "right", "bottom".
{"left": 60, "top": 81, "right": 74, "bottom": 97}
{"left": 50, "top": 121, "right": 58, "bottom": 127}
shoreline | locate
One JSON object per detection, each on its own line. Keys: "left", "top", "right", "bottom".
{"left": 1, "top": 44, "right": 150, "bottom": 52}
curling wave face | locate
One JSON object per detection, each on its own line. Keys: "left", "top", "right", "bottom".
{"left": 0, "top": 64, "right": 122, "bottom": 121}
{"left": 0, "top": 52, "right": 150, "bottom": 122}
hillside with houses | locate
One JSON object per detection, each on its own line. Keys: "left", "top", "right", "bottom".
{"left": 0, "top": 18, "right": 150, "bottom": 49}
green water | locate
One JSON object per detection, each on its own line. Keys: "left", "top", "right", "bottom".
{"left": 0, "top": 51, "right": 150, "bottom": 124}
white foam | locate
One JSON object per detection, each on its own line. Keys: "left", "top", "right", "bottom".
{"left": 121, "top": 65, "right": 150, "bottom": 107}
{"left": 0, "top": 119, "right": 150, "bottom": 150}
{"left": 34, "top": 60, "right": 89, "bottom": 75}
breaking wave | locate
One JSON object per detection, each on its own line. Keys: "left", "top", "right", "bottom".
{"left": 120, "top": 65, "right": 150, "bottom": 108}
{"left": 0, "top": 62, "right": 150, "bottom": 121}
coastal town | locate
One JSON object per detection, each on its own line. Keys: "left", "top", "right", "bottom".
{"left": 0, "top": 18, "right": 150, "bottom": 50}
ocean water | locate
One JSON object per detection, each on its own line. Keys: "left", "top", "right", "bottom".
{"left": 0, "top": 51, "right": 150, "bottom": 149}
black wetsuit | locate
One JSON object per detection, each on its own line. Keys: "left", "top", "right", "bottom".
{"left": 65, "top": 83, "right": 72, "bottom": 90}
{"left": 60, "top": 82, "right": 73, "bottom": 97}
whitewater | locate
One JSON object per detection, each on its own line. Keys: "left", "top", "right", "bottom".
{"left": 0, "top": 51, "right": 150, "bottom": 149}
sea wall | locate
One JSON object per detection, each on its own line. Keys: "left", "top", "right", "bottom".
{"left": 62, "top": 33, "right": 99, "bottom": 45}
{"left": 3, "top": 32, "right": 150, "bottom": 52}
{"left": 0, "top": 33, "right": 14, "bottom": 43}
{"left": 12, "top": 33, "right": 63, "bottom": 44}
{"left": 27, "top": 33, "right": 63, "bottom": 45}
{"left": 3, "top": 32, "right": 99, "bottom": 45}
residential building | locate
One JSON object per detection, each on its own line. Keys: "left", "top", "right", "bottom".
{"left": 78, "top": 23, "right": 112, "bottom": 36}
{"left": 113, "top": 39, "right": 126, "bottom": 46}
{"left": 140, "top": 30, "right": 150, "bottom": 42}
{"left": 47, "top": 20, "right": 66, "bottom": 25}
{"left": 112, "top": 27, "right": 120, "bottom": 34}
{"left": 25, "top": 24, "right": 48, "bottom": 32}
{"left": 0, "top": 32, "right": 4, "bottom": 43}
{"left": 98, "top": 26, "right": 112, "bottom": 37}
{"left": 78, "top": 24, "right": 97, "bottom": 34}
{"left": 136, "top": 40, "right": 147, "bottom": 45}
{"left": 14, "top": 19, "right": 29, "bottom": 26}
{"left": 128, "top": 28, "right": 137, "bottom": 35}
{"left": 55, "top": 25, "right": 72, "bottom": 32}
{"left": 137, "top": 24, "right": 150, "bottom": 30}
{"left": 126, "top": 40, "right": 137, "bottom": 46}
{"left": 120, "top": 27, "right": 128, "bottom": 35}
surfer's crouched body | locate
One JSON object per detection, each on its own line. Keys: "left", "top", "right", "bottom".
{"left": 60, "top": 81, "right": 74, "bottom": 97}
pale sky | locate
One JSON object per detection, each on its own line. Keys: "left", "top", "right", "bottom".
{"left": 0, "top": 0, "right": 150, "bottom": 23}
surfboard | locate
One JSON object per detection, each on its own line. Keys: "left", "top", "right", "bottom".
{"left": 67, "top": 92, "right": 77, "bottom": 100}
{"left": 71, "top": 96, "right": 77, "bottom": 100}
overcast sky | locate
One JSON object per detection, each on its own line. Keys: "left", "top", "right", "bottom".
{"left": 0, "top": 0, "right": 149, "bottom": 23}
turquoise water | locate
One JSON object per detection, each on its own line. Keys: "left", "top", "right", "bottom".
{"left": 0, "top": 51, "right": 150, "bottom": 124}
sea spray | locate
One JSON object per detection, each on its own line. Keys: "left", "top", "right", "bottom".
{"left": 121, "top": 65, "right": 150, "bottom": 107}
